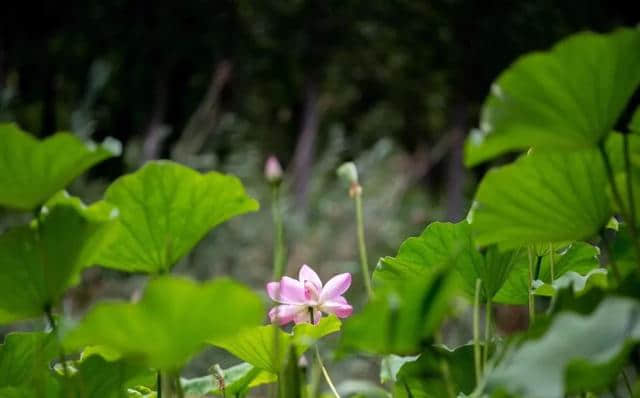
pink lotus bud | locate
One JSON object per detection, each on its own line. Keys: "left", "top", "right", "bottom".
{"left": 264, "top": 155, "right": 283, "bottom": 184}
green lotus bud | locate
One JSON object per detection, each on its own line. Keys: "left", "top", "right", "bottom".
{"left": 337, "top": 162, "right": 359, "bottom": 185}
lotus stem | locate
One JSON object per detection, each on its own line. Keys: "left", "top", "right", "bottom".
{"left": 527, "top": 246, "right": 535, "bottom": 326}
{"left": 354, "top": 190, "right": 374, "bottom": 299}
{"left": 599, "top": 142, "right": 640, "bottom": 271}
{"left": 271, "top": 184, "right": 286, "bottom": 281}
{"left": 473, "top": 278, "right": 482, "bottom": 384}
{"left": 483, "top": 299, "right": 492, "bottom": 368}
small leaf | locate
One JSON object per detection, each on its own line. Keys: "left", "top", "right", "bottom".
{"left": 181, "top": 362, "right": 276, "bottom": 396}
{"left": 380, "top": 355, "right": 419, "bottom": 384}
{"left": 96, "top": 160, "right": 258, "bottom": 273}
{"left": 211, "top": 315, "right": 341, "bottom": 373}
{"left": 64, "top": 277, "right": 264, "bottom": 370}
{"left": 0, "top": 123, "right": 119, "bottom": 210}
{"left": 465, "top": 28, "right": 640, "bottom": 166}
{"left": 0, "top": 195, "right": 117, "bottom": 324}
{"left": 485, "top": 297, "right": 640, "bottom": 398}
{"left": 336, "top": 380, "right": 390, "bottom": 398}
{"left": 494, "top": 242, "right": 601, "bottom": 305}
{"left": 62, "top": 355, "right": 155, "bottom": 398}
{"left": 393, "top": 344, "right": 475, "bottom": 398}
{"left": 471, "top": 149, "right": 610, "bottom": 248}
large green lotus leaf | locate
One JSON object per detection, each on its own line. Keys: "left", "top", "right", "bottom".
{"left": 0, "top": 332, "right": 61, "bottom": 397}
{"left": 0, "top": 194, "right": 118, "bottom": 324}
{"left": 62, "top": 355, "right": 155, "bottom": 398}
{"left": 485, "top": 297, "right": 640, "bottom": 398}
{"left": 181, "top": 362, "right": 276, "bottom": 396}
{"left": 465, "top": 28, "right": 640, "bottom": 166}
{"left": 494, "top": 242, "right": 601, "bottom": 305}
{"left": 0, "top": 123, "right": 120, "bottom": 210}
{"left": 470, "top": 149, "right": 610, "bottom": 248}
{"left": 341, "top": 269, "right": 457, "bottom": 355}
{"left": 376, "top": 221, "right": 516, "bottom": 301}
{"left": 211, "top": 315, "right": 341, "bottom": 374}
{"left": 393, "top": 344, "right": 475, "bottom": 398}
{"left": 64, "top": 277, "right": 264, "bottom": 370}
{"left": 96, "top": 161, "right": 258, "bottom": 273}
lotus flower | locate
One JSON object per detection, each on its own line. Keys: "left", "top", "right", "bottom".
{"left": 267, "top": 264, "right": 353, "bottom": 325}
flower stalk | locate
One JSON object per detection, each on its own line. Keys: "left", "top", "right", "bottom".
{"left": 599, "top": 142, "right": 640, "bottom": 270}
{"left": 527, "top": 246, "right": 535, "bottom": 326}
{"left": 623, "top": 134, "right": 640, "bottom": 267}
{"left": 483, "top": 298, "right": 492, "bottom": 368}
{"left": 309, "top": 309, "right": 341, "bottom": 398}
{"left": 265, "top": 155, "right": 287, "bottom": 281}
{"left": 337, "top": 162, "right": 373, "bottom": 299}
{"left": 473, "top": 278, "right": 482, "bottom": 385}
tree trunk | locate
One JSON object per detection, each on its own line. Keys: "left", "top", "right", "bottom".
{"left": 142, "top": 72, "right": 170, "bottom": 161}
{"left": 171, "top": 59, "right": 233, "bottom": 162}
{"left": 291, "top": 81, "right": 319, "bottom": 214}
{"left": 445, "top": 102, "right": 468, "bottom": 222}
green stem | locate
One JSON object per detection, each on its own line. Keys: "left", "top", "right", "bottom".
{"left": 600, "top": 142, "right": 640, "bottom": 270}
{"left": 45, "top": 306, "right": 69, "bottom": 380}
{"left": 623, "top": 134, "right": 640, "bottom": 268}
{"left": 483, "top": 299, "right": 492, "bottom": 368}
{"left": 549, "top": 243, "right": 555, "bottom": 283}
{"left": 527, "top": 247, "right": 535, "bottom": 326}
{"left": 473, "top": 278, "right": 482, "bottom": 385}
{"left": 157, "top": 373, "right": 162, "bottom": 398}
{"left": 354, "top": 192, "right": 374, "bottom": 299}
{"left": 271, "top": 184, "right": 286, "bottom": 281}
{"left": 600, "top": 230, "right": 622, "bottom": 283}
{"left": 314, "top": 346, "right": 340, "bottom": 398}
{"left": 622, "top": 369, "right": 633, "bottom": 396}
{"left": 435, "top": 331, "right": 455, "bottom": 398}
{"left": 175, "top": 372, "right": 184, "bottom": 398}
{"left": 310, "top": 308, "right": 340, "bottom": 398}
{"left": 440, "top": 358, "right": 456, "bottom": 398}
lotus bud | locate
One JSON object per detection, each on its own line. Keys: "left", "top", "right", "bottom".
{"left": 264, "top": 155, "right": 283, "bottom": 184}
{"left": 337, "top": 162, "right": 359, "bottom": 185}
{"left": 337, "top": 162, "right": 362, "bottom": 198}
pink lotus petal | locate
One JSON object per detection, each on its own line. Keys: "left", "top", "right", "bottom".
{"left": 329, "top": 295, "right": 348, "bottom": 304}
{"left": 266, "top": 282, "right": 282, "bottom": 302}
{"left": 320, "top": 299, "right": 353, "bottom": 318}
{"left": 319, "top": 273, "right": 352, "bottom": 301}
{"left": 304, "top": 280, "right": 320, "bottom": 302}
{"left": 269, "top": 304, "right": 305, "bottom": 325}
{"left": 299, "top": 264, "right": 322, "bottom": 289}
{"left": 267, "top": 277, "right": 307, "bottom": 304}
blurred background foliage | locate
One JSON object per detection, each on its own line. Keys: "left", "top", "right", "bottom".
{"left": 0, "top": 0, "right": 638, "bottom": 386}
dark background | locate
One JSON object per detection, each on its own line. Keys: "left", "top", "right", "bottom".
{"left": 2, "top": 2, "right": 637, "bottom": 216}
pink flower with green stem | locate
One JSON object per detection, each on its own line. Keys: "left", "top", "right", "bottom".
{"left": 267, "top": 264, "right": 353, "bottom": 325}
